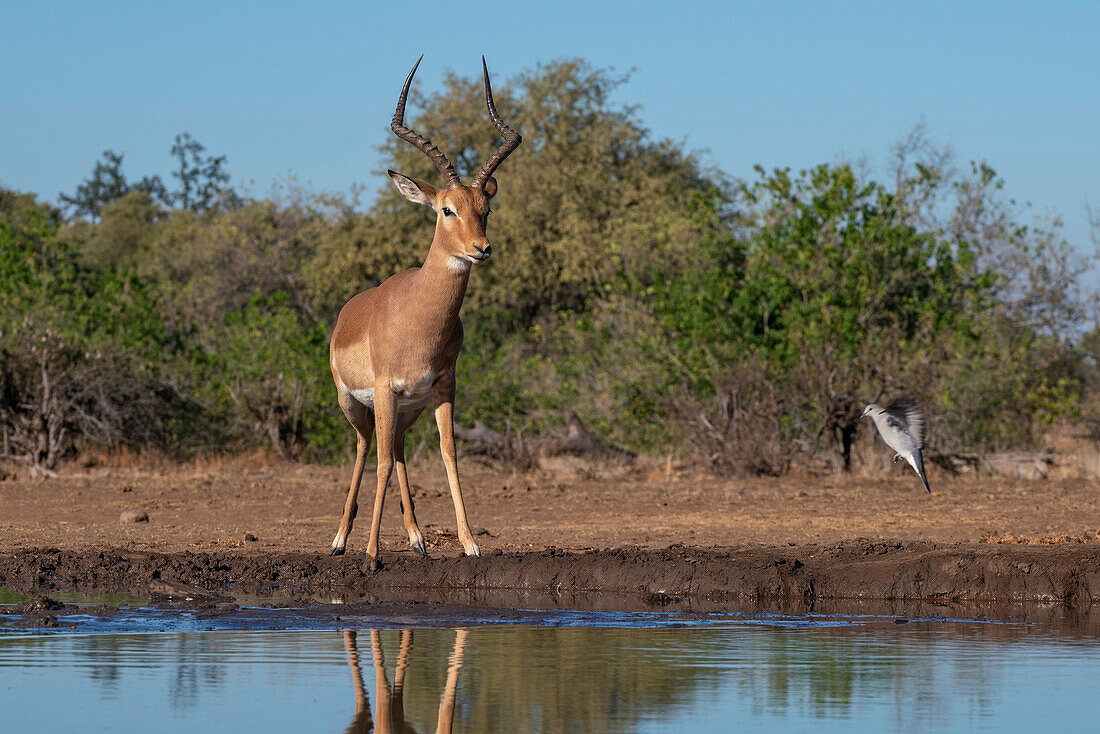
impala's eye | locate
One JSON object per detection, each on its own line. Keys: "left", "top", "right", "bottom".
{"left": 442, "top": 207, "right": 455, "bottom": 217}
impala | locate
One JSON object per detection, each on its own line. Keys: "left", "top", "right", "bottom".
{"left": 328, "top": 56, "right": 521, "bottom": 570}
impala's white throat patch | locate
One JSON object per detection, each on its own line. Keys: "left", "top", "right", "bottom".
{"left": 448, "top": 256, "right": 472, "bottom": 272}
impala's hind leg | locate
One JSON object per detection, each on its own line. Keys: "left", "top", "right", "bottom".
{"left": 332, "top": 390, "right": 373, "bottom": 556}
{"left": 393, "top": 412, "right": 426, "bottom": 555}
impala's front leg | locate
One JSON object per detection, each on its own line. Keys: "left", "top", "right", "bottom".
{"left": 433, "top": 376, "right": 480, "bottom": 557}
{"left": 366, "top": 387, "right": 398, "bottom": 572}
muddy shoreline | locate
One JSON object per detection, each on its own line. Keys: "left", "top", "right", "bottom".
{"left": 4, "top": 540, "right": 1100, "bottom": 608}
{"left": 5, "top": 464, "right": 1100, "bottom": 630}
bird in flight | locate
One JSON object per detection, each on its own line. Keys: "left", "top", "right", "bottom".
{"left": 861, "top": 398, "right": 930, "bottom": 493}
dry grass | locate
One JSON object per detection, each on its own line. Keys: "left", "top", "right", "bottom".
{"left": 1043, "top": 423, "right": 1100, "bottom": 480}
{"left": 53, "top": 446, "right": 287, "bottom": 477}
{"left": 5, "top": 419, "right": 1100, "bottom": 485}
{"left": 979, "top": 530, "right": 1100, "bottom": 545}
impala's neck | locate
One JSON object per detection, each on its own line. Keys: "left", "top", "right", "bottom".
{"left": 412, "top": 236, "right": 474, "bottom": 336}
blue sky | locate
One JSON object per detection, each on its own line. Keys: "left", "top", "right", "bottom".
{"left": 2, "top": 1, "right": 1097, "bottom": 257}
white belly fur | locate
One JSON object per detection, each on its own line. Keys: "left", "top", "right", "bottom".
{"left": 348, "top": 387, "right": 375, "bottom": 408}
{"left": 346, "top": 369, "right": 436, "bottom": 412}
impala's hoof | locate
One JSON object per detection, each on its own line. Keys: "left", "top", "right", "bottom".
{"left": 329, "top": 546, "right": 346, "bottom": 556}
{"left": 366, "top": 556, "right": 382, "bottom": 573}
{"left": 463, "top": 542, "right": 481, "bottom": 558}
{"left": 409, "top": 530, "right": 426, "bottom": 555}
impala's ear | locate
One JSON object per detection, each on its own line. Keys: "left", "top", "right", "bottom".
{"left": 388, "top": 170, "right": 437, "bottom": 207}
{"left": 478, "top": 176, "right": 498, "bottom": 198}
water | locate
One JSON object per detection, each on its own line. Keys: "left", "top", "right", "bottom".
{"left": 2, "top": 611, "right": 1099, "bottom": 732}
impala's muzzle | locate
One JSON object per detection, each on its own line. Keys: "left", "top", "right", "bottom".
{"left": 469, "top": 244, "right": 492, "bottom": 262}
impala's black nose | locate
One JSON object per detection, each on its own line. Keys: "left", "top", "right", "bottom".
{"left": 471, "top": 244, "right": 492, "bottom": 261}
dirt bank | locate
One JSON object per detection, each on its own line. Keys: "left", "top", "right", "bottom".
{"left": 3, "top": 540, "right": 1100, "bottom": 608}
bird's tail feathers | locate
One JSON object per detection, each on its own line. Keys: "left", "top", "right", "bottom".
{"left": 912, "top": 450, "right": 931, "bottom": 493}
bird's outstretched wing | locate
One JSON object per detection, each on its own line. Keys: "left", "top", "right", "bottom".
{"left": 884, "top": 398, "right": 926, "bottom": 449}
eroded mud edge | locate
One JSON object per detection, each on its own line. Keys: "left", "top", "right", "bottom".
{"left": 3, "top": 540, "right": 1100, "bottom": 609}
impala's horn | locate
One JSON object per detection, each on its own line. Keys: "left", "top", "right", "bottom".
{"left": 471, "top": 56, "right": 522, "bottom": 190}
{"left": 391, "top": 55, "right": 463, "bottom": 190}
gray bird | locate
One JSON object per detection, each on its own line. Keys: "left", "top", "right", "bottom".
{"left": 861, "top": 398, "right": 930, "bottom": 493}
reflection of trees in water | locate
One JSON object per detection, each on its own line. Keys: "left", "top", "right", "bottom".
{"left": 66, "top": 635, "right": 158, "bottom": 696}
{"left": 4, "top": 620, "right": 1042, "bottom": 728}
{"left": 0, "top": 634, "right": 145, "bottom": 697}
{"left": 733, "top": 629, "right": 910, "bottom": 717}
{"left": 727, "top": 628, "right": 1000, "bottom": 728}
{"left": 28, "top": 630, "right": 341, "bottom": 712}
{"left": 350, "top": 627, "right": 725, "bottom": 733}
{"left": 66, "top": 633, "right": 225, "bottom": 709}
{"left": 362, "top": 625, "right": 1013, "bottom": 731}
{"left": 163, "top": 634, "right": 228, "bottom": 711}
{"left": 83, "top": 636, "right": 128, "bottom": 693}
{"left": 0, "top": 632, "right": 225, "bottom": 706}
{"left": 341, "top": 626, "right": 705, "bottom": 732}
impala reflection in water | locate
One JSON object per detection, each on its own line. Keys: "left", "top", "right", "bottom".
{"left": 4, "top": 621, "right": 1100, "bottom": 731}
{"left": 342, "top": 629, "right": 468, "bottom": 734}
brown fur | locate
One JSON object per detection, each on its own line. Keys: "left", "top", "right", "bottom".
{"left": 328, "top": 172, "right": 497, "bottom": 568}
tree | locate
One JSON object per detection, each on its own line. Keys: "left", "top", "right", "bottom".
{"left": 371, "top": 59, "right": 720, "bottom": 323}
{"left": 1, "top": 187, "right": 62, "bottom": 230}
{"left": 59, "top": 150, "right": 167, "bottom": 220}
{"left": 13, "top": 59, "right": 1088, "bottom": 469}
{"left": 660, "top": 162, "right": 981, "bottom": 470}
{"left": 59, "top": 134, "right": 236, "bottom": 221}
{"left": 362, "top": 59, "right": 731, "bottom": 448}
{"left": 170, "top": 133, "right": 236, "bottom": 212}
{"left": 670, "top": 152, "right": 1086, "bottom": 471}
{"left": 78, "top": 190, "right": 163, "bottom": 268}
{"left": 211, "top": 293, "right": 337, "bottom": 461}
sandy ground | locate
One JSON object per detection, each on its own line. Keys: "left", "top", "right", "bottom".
{"left": 1, "top": 458, "right": 1097, "bottom": 553}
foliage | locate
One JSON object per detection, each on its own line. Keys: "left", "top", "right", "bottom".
{"left": 204, "top": 293, "right": 343, "bottom": 462}
{"left": 661, "top": 156, "right": 1088, "bottom": 467}
{"left": 1, "top": 188, "right": 62, "bottom": 230}
{"left": 59, "top": 134, "right": 235, "bottom": 220}
{"left": 375, "top": 59, "right": 718, "bottom": 321}
{"left": 58, "top": 150, "right": 168, "bottom": 220}
{"left": 2, "top": 61, "right": 1094, "bottom": 472}
{"left": 0, "top": 213, "right": 192, "bottom": 473}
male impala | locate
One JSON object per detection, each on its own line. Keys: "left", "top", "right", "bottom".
{"left": 329, "top": 56, "right": 521, "bottom": 570}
